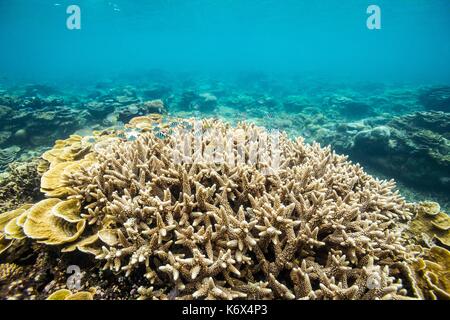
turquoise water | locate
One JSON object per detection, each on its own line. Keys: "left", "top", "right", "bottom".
{"left": 0, "top": 1, "right": 449, "bottom": 210}
{"left": 1, "top": 0, "right": 449, "bottom": 83}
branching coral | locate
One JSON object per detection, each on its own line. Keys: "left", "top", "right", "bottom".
{"left": 0, "top": 116, "right": 430, "bottom": 300}
{"left": 0, "top": 263, "right": 23, "bottom": 283}
{"left": 43, "top": 117, "right": 414, "bottom": 300}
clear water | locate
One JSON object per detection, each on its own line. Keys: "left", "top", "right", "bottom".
{"left": 1, "top": 0, "right": 449, "bottom": 83}
{"left": 0, "top": 0, "right": 449, "bottom": 210}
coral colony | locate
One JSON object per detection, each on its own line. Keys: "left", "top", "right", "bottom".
{"left": 1, "top": 112, "right": 449, "bottom": 300}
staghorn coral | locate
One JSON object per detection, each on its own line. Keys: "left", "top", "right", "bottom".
{"left": 32, "top": 116, "right": 414, "bottom": 300}
{"left": 5, "top": 116, "right": 441, "bottom": 300}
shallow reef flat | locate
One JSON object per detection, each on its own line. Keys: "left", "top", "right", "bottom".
{"left": 0, "top": 77, "right": 449, "bottom": 299}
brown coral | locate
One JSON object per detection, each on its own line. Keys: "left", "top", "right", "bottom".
{"left": 407, "top": 201, "right": 450, "bottom": 248}
{"left": 409, "top": 246, "right": 450, "bottom": 299}
{"left": 0, "top": 159, "right": 41, "bottom": 212}
{"left": 0, "top": 263, "right": 23, "bottom": 283}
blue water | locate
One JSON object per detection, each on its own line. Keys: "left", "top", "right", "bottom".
{"left": 0, "top": 1, "right": 449, "bottom": 210}
{"left": 0, "top": 0, "right": 449, "bottom": 83}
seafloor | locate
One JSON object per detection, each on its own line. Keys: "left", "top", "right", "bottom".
{"left": 0, "top": 72, "right": 449, "bottom": 300}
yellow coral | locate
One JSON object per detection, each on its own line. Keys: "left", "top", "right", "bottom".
{"left": 23, "top": 199, "right": 86, "bottom": 245}
{"left": 126, "top": 114, "right": 163, "bottom": 131}
{"left": 418, "top": 201, "right": 441, "bottom": 216}
{"left": 0, "top": 204, "right": 33, "bottom": 254}
{"left": 0, "top": 206, "right": 30, "bottom": 231}
{"left": 0, "top": 234, "right": 12, "bottom": 255}
{"left": 61, "top": 233, "right": 100, "bottom": 255}
{"left": 412, "top": 246, "right": 450, "bottom": 300}
{"left": 42, "top": 135, "right": 90, "bottom": 168}
{"left": 46, "top": 289, "right": 72, "bottom": 300}
{"left": 0, "top": 262, "right": 23, "bottom": 282}
{"left": 408, "top": 201, "right": 450, "bottom": 247}
{"left": 47, "top": 288, "right": 95, "bottom": 300}
{"left": 40, "top": 159, "right": 96, "bottom": 197}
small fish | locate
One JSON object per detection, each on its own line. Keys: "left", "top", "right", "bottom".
{"left": 169, "top": 121, "right": 179, "bottom": 128}
{"left": 127, "top": 135, "right": 137, "bottom": 142}
{"left": 87, "top": 137, "right": 96, "bottom": 143}
{"left": 155, "top": 131, "right": 167, "bottom": 139}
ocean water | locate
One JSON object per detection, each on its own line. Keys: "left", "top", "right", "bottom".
{"left": 0, "top": 0, "right": 449, "bottom": 209}
{"left": 1, "top": 0, "right": 449, "bottom": 83}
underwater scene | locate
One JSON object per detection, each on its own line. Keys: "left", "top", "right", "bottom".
{"left": 0, "top": 0, "right": 449, "bottom": 301}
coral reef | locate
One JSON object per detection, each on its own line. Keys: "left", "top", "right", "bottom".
{"left": 406, "top": 201, "right": 450, "bottom": 248}
{"left": 2, "top": 116, "right": 427, "bottom": 300}
{"left": 314, "top": 111, "right": 450, "bottom": 193}
{"left": 0, "top": 146, "right": 21, "bottom": 170}
{"left": 419, "top": 86, "right": 450, "bottom": 112}
{"left": 0, "top": 76, "right": 449, "bottom": 300}
{"left": 409, "top": 246, "right": 450, "bottom": 300}
{"left": 0, "top": 159, "right": 42, "bottom": 212}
